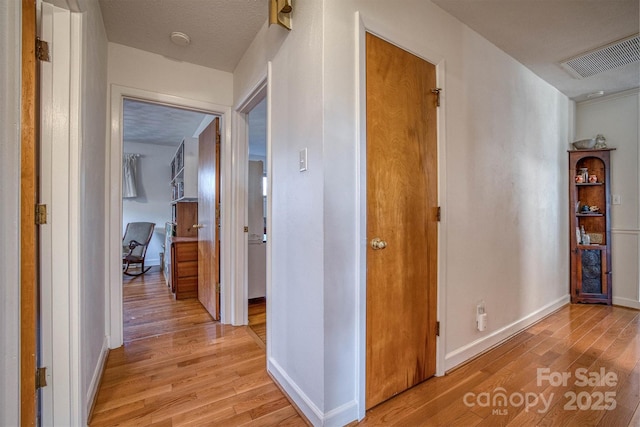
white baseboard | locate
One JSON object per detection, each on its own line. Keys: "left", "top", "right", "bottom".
{"left": 268, "top": 358, "right": 323, "bottom": 426}
{"left": 613, "top": 296, "right": 640, "bottom": 310}
{"left": 145, "top": 258, "right": 160, "bottom": 266}
{"left": 445, "top": 295, "right": 570, "bottom": 371}
{"left": 323, "top": 400, "right": 359, "bottom": 427}
{"left": 267, "top": 358, "right": 359, "bottom": 426}
{"left": 86, "top": 336, "right": 109, "bottom": 423}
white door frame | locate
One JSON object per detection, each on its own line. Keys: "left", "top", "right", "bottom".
{"left": 39, "top": 3, "right": 83, "bottom": 425}
{"left": 231, "top": 76, "right": 268, "bottom": 326}
{"left": 106, "top": 86, "right": 233, "bottom": 347}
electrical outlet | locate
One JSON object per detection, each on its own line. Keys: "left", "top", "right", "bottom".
{"left": 612, "top": 194, "right": 621, "bottom": 205}
{"left": 477, "top": 313, "right": 487, "bottom": 331}
{"left": 299, "top": 148, "right": 308, "bottom": 172}
{"left": 476, "top": 301, "right": 486, "bottom": 331}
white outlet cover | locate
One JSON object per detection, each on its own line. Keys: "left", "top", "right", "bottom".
{"left": 299, "top": 148, "right": 308, "bottom": 172}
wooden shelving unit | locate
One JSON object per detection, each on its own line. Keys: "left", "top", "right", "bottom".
{"left": 170, "top": 137, "right": 198, "bottom": 202}
{"left": 568, "top": 148, "right": 615, "bottom": 305}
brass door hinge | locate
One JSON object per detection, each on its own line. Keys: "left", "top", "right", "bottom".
{"left": 436, "top": 206, "right": 441, "bottom": 222}
{"left": 36, "top": 204, "right": 47, "bottom": 225}
{"left": 436, "top": 321, "right": 440, "bottom": 337}
{"left": 431, "top": 88, "right": 442, "bottom": 107}
{"left": 36, "top": 38, "right": 50, "bottom": 62}
{"left": 216, "top": 282, "right": 221, "bottom": 293}
{"left": 36, "top": 367, "right": 47, "bottom": 389}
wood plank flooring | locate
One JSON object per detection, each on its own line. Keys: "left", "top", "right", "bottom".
{"left": 248, "top": 298, "right": 267, "bottom": 346}
{"left": 89, "top": 268, "right": 306, "bottom": 426}
{"left": 91, "top": 268, "right": 640, "bottom": 426}
{"left": 354, "top": 303, "right": 640, "bottom": 427}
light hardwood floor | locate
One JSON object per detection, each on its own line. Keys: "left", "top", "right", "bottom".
{"left": 91, "top": 268, "right": 640, "bottom": 426}
{"left": 355, "top": 303, "right": 640, "bottom": 426}
{"left": 90, "top": 268, "right": 306, "bottom": 426}
{"left": 248, "top": 298, "right": 267, "bottom": 346}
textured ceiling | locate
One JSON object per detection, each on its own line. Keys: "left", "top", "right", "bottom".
{"left": 99, "top": 0, "right": 268, "bottom": 72}
{"left": 123, "top": 99, "right": 214, "bottom": 146}
{"left": 123, "top": 98, "right": 266, "bottom": 157}
{"left": 106, "top": 0, "right": 639, "bottom": 111}
{"left": 432, "top": 0, "right": 639, "bottom": 101}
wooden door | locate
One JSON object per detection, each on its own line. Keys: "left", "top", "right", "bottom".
{"left": 365, "top": 33, "right": 438, "bottom": 409}
{"left": 198, "top": 118, "right": 221, "bottom": 320}
{"left": 21, "top": 0, "right": 39, "bottom": 424}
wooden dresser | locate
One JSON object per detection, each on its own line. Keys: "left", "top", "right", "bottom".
{"left": 170, "top": 236, "right": 198, "bottom": 300}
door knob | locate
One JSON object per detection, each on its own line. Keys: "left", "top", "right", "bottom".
{"left": 370, "top": 238, "right": 387, "bottom": 250}
{"left": 193, "top": 224, "right": 205, "bottom": 229}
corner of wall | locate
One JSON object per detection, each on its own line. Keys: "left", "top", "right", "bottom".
{"left": 267, "top": 358, "right": 323, "bottom": 426}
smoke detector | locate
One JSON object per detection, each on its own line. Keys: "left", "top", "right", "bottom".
{"left": 170, "top": 32, "right": 191, "bottom": 46}
{"left": 560, "top": 34, "right": 639, "bottom": 79}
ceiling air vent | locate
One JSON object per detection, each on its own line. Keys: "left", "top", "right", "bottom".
{"left": 560, "top": 34, "right": 639, "bottom": 79}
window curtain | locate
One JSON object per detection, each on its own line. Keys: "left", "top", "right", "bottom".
{"left": 123, "top": 153, "right": 139, "bottom": 198}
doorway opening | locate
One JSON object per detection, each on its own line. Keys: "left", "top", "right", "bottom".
{"left": 246, "top": 97, "right": 267, "bottom": 345}
{"left": 108, "top": 85, "right": 232, "bottom": 349}
{"left": 120, "top": 98, "right": 218, "bottom": 340}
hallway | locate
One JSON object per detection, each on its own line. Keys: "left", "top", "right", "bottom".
{"left": 90, "top": 268, "right": 305, "bottom": 426}
{"left": 88, "top": 268, "right": 640, "bottom": 426}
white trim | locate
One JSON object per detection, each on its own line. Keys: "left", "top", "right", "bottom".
{"left": 355, "top": 11, "right": 448, "bottom": 418}
{"left": 232, "top": 77, "right": 268, "bottom": 326}
{"left": 612, "top": 228, "right": 640, "bottom": 234}
{"left": 355, "top": 12, "right": 366, "bottom": 421}
{"left": 265, "top": 63, "right": 274, "bottom": 365}
{"left": 613, "top": 297, "right": 640, "bottom": 310}
{"left": 106, "top": 85, "right": 232, "bottom": 348}
{"left": 38, "top": 5, "right": 55, "bottom": 422}
{"left": 576, "top": 87, "right": 640, "bottom": 106}
{"left": 68, "top": 11, "right": 83, "bottom": 425}
{"left": 444, "top": 296, "right": 570, "bottom": 371}
{"left": 38, "top": 3, "right": 83, "bottom": 424}
{"left": 323, "top": 400, "right": 359, "bottom": 427}
{"left": 85, "top": 337, "right": 109, "bottom": 418}
{"left": 269, "top": 354, "right": 358, "bottom": 426}
{"left": 0, "top": 1, "right": 21, "bottom": 424}
{"left": 267, "top": 358, "right": 323, "bottom": 426}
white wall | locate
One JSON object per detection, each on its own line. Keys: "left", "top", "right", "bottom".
{"left": 78, "top": 0, "right": 109, "bottom": 422}
{"left": 123, "top": 142, "right": 176, "bottom": 266}
{"left": 0, "top": 1, "right": 21, "bottom": 425}
{"left": 236, "top": 1, "right": 572, "bottom": 424}
{"left": 106, "top": 44, "right": 234, "bottom": 268}
{"left": 235, "top": 2, "right": 327, "bottom": 421}
{"left": 271, "top": 0, "right": 327, "bottom": 416}
{"left": 326, "top": 1, "right": 571, "bottom": 420}
{"left": 576, "top": 90, "right": 640, "bottom": 309}
{"left": 107, "top": 42, "right": 235, "bottom": 339}
{"left": 108, "top": 43, "right": 233, "bottom": 105}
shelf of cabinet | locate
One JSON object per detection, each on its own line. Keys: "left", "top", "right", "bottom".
{"left": 575, "top": 183, "right": 604, "bottom": 186}
{"left": 577, "top": 244, "right": 605, "bottom": 250}
{"left": 576, "top": 213, "right": 604, "bottom": 217}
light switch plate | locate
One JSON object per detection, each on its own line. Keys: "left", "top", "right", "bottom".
{"left": 299, "top": 148, "right": 308, "bottom": 172}
{"left": 612, "top": 194, "right": 621, "bottom": 205}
